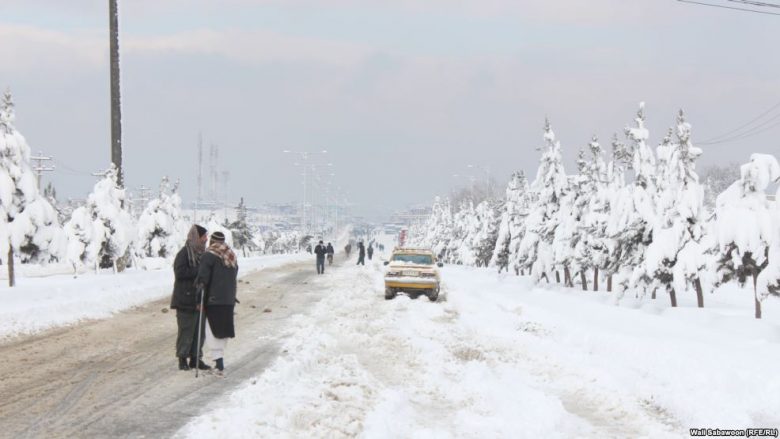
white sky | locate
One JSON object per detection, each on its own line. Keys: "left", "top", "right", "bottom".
{"left": 1, "top": 0, "right": 779, "bottom": 218}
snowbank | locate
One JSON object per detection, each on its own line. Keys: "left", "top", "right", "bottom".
{"left": 0, "top": 253, "right": 308, "bottom": 340}
{"left": 179, "top": 263, "right": 780, "bottom": 438}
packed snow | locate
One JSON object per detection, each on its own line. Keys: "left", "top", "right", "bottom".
{"left": 177, "top": 260, "right": 780, "bottom": 438}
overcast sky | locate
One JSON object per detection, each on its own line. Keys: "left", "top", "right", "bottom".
{"left": 1, "top": 0, "right": 779, "bottom": 218}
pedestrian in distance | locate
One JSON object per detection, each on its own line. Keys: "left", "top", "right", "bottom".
{"left": 326, "top": 242, "right": 335, "bottom": 265}
{"left": 357, "top": 241, "right": 366, "bottom": 266}
{"left": 170, "top": 224, "right": 211, "bottom": 371}
{"left": 345, "top": 243, "right": 352, "bottom": 258}
{"left": 314, "top": 240, "right": 327, "bottom": 274}
{"left": 367, "top": 244, "right": 374, "bottom": 261}
{"left": 196, "top": 231, "right": 239, "bottom": 377}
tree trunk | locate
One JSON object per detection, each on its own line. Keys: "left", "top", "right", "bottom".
{"left": 555, "top": 271, "right": 560, "bottom": 284}
{"left": 580, "top": 271, "right": 588, "bottom": 291}
{"left": 651, "top": 288, "right": 656, "bottom": 300}
{"left": 7, "top": 247, "right": 15, "bottom": 287}
{"left": 607, "top": 275, "right": 612, "bottom": 292}
{"left": 694, "top": 278, "right": 704, "bottom": 308}
{"left": 564, "top": 266, "right": 572, "bottom": 287}
{"left": 669, "top": 288, "right": 677, "bottom": 307}
{"left": 593, "top": 268, "right": 599, "bottom": 291}
{"left": 109, "top": 0, "right": 123, "bottom": 186}
{"left": 753, "top": 271, "right": 762, "bottom": 319}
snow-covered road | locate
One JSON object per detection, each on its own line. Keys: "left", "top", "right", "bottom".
{"left": 180, "top": 260, "right": 780, "bottom": 439}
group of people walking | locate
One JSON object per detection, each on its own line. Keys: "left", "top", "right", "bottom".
{"left": 314, "top": 241, "right": 335, "bottom": 274}
{"left": 171, "top": 225, "right": 239, "bottom": 377}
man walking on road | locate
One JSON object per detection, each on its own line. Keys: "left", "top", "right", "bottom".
{"left": 315, "top": 240, "right": 327, "bottom": 274}
{"left": 367, "top": 244, "right": 374, "bottom": 261}
{"left": 326, "top": 242, "right": 335, "bottom": 265}
{"left": 357, "top": 241, "right": 366, "bottom": 266}
{"left": 196, "top": 231, "right": 239, "bottom": 377}
{"left": 171, "top": 224, "right": 211, "bottom": 371}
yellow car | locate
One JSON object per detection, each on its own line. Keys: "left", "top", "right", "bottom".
{"left": 383, "top": 248, "right": 442, "bottom": 301}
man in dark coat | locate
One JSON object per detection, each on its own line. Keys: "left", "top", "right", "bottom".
{"left": 196, "top": 231, "right": 239, "bottom": 376}
{"left": 367, "top": 244, "right": 374, "bottom": 261}
{"left": 356, "top": 241, "right": 366, "bottom": 266}
{"left": 314, "top": 240, "right": 327, "bottom": 274}
{"left": 171, "top": 224, "right": 211, "bottom": 371}
{"left": 326, "top": 242, "right": 335, "bottom": 265}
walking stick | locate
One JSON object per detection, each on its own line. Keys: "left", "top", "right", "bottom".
{"left": 195, "top": 284, "right": 205, "bottom": 378}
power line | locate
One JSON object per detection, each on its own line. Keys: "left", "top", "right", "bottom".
{"left": 727, "top": 0, "right": 780, "bottom": 8}
{"left": 678, "top": 0, "right": 780, "bottom": 15}
{"left": 700, "top": 100, "right": 780, "bottom": 143}
{"left": 700, "top": 118, "right": 780, "bottom": 145}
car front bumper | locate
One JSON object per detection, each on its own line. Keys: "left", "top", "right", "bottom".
{"left": 385, "top": 277, "right": 439, "bottom": 290}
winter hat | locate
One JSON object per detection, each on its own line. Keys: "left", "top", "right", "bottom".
{"left": 211, "top": 231, "right": 226, "bottom": 243}
{"left": 195, "top": 225, "right": 207, "bottom": 237}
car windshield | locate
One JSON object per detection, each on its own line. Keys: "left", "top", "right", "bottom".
{"left": 392, "top": 254, "right": 433, "bottom": 265}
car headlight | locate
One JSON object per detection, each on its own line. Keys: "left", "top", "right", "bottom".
{"left": 386, "top": 271, "right": 402, "bottom": 277}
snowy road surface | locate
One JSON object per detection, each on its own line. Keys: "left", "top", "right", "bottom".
{"left": 0, "top": 259, "right": 327, "bottom": 438}
{"left": 3, "top": 257, "right": 779, "bottom": 438}
{"left": 177, "top": 260, "right": 780, "bottom": 438}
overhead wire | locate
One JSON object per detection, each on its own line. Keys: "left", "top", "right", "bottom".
{"left": 699, "top": 101, "right": 780, "bottom": 143}
{"left": 678, "top": 0, "right": 780, "bottom": 15}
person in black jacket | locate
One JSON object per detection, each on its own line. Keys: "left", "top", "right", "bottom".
{"left": 367, "top": 244, "right": 374, "bottom": 261}
{"left": 326, "top": 242, "right": 335, "bottom": 265}
{"left": 314, "top": 240, "right": 327, "bottom": 274}
{"left": 357, "top": 241, "right": 366, "bottom": 266}
{"left": 196, "top": 231, "right": 239, "bottom": 376}
{"left": 171, "top": 224, "right": 211, "bottom": 371}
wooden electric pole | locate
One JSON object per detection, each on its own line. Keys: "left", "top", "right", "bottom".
{"left": 109, "top": 0, "right": 123, "bottom": 187}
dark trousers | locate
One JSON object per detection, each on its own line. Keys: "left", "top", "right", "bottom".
{"left": 176, "top": 309, "right": 205, "bottom": 359}
{"left": 316, "top": 257, "right": 325, "bottom": 274}
{"left": 357, "top": 255, "right": 365, "bottom": 265}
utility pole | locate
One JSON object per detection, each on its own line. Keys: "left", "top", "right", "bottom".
{"left": 109, "top": 0, "right": 123, "bottom": 186}
{"left": 30, "top": 150, "right": 55, "bottom": 188}
{"left": 196, "top": 133, "right": 203, "bottom": 222}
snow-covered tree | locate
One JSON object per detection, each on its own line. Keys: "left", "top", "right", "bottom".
{"left": 491, "top": 171, "right": 530, "bottom": 274}
{"left": 607, "top": 103, "right": 657, "bottom": 296}
{"left": 65, "top": 165, "right": 135, "bottom": 272}
{"left": 0, "top": 89, "right": 66, "bottom": 285}
{"left": 472, "top": 200, "right": 500, "bottom": 267}
{"left": 713, "top": 153, "right": 780, "bottom": 319}
{"left": 575, "top": 136, "right": 610, "bottom": 290}
{"left": 227, "top": 197, "right": 256, "bottom": 256}
{"left": 516, "top": 119, "right": 568, "bottom": 282}
{"left": 639, "top": 110, "right": 707, "bottom": 307}
{"left": 135, "top": 177, "right": 186, "bottom": 258}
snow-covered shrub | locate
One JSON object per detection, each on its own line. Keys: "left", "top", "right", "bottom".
{"left": 136, "top": 177, "right": 186, "bottom": 258}
{"left": 65, "top": 165, "right": 135, "bottom": 271}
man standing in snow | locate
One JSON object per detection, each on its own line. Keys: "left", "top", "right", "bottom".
{"left": 171, "top": 225, "right": 211, "bottom": 371}
{"left": 196, "top": 231, "right": 239, "bottom": 377}
{"left": 367, "top": 244, "right": 374, "bottom": 261}
{"left": 326, "top": 242, "right": 335, "bottom": 265}
{"left": 356, "top": 241, "right": 366, "bottom": 266}
{"left": 314, "top": 240, "right": 327, "bottom": 274}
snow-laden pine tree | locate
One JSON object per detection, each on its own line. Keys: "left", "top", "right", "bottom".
{"left": 472, "top": 200, "right": 500, "bottom": 267}
{"left": 639, "top": 111, "right": 707, "bottom": 307}
{"left": 515, "top": 119, "right": 568, "bottom": 283}
{"left": 421, "top": 197, "right": 453, "bottom": 261}
{"left": 205, "top": 212, "right": 233, "bottom": 247}
{"left": 447, "top": 200, "right": 478, "bottom": 265}
{"left": 135, "top": 177, "right": 186, "bottom": 258}
{"left": 65, "top": 165, "right": 135, "bottom": 272}
{"left": 607, "top": 103, "right": 657, "bottom": 296}
{"left": 0, "top": 90, "right": 66, "bottom": 285}
{"left": 574, "top": 136, "right": 609, "bottom": 290}
{"left": 713, "top": 153, "right": 780, "bottom": 319}
{"left": 491, "top": 171, "right": 530, "bottom": 274}
{"left": 227, "top": 197, "right": 255, "bottom": 257}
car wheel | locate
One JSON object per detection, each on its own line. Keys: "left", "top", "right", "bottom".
{"left": 428, "top": 288, "right": 439, "bottom": 302}
{"left": 385, "top": 288, "right": 396, "bottom": 300}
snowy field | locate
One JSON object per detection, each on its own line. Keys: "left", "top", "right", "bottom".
{"left": 178, "top": 260, "right": 780, "bottom": 439}
{"left": 0, "top": 253, "right": 308, "bottom": 340}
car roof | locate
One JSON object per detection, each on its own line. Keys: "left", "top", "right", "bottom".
{"left": 392, "top": 247, "right": 434, "bottom": 255}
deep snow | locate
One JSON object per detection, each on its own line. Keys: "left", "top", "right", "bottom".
{"left": 177, "top": 258, "right": 780, "bottom": 438}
